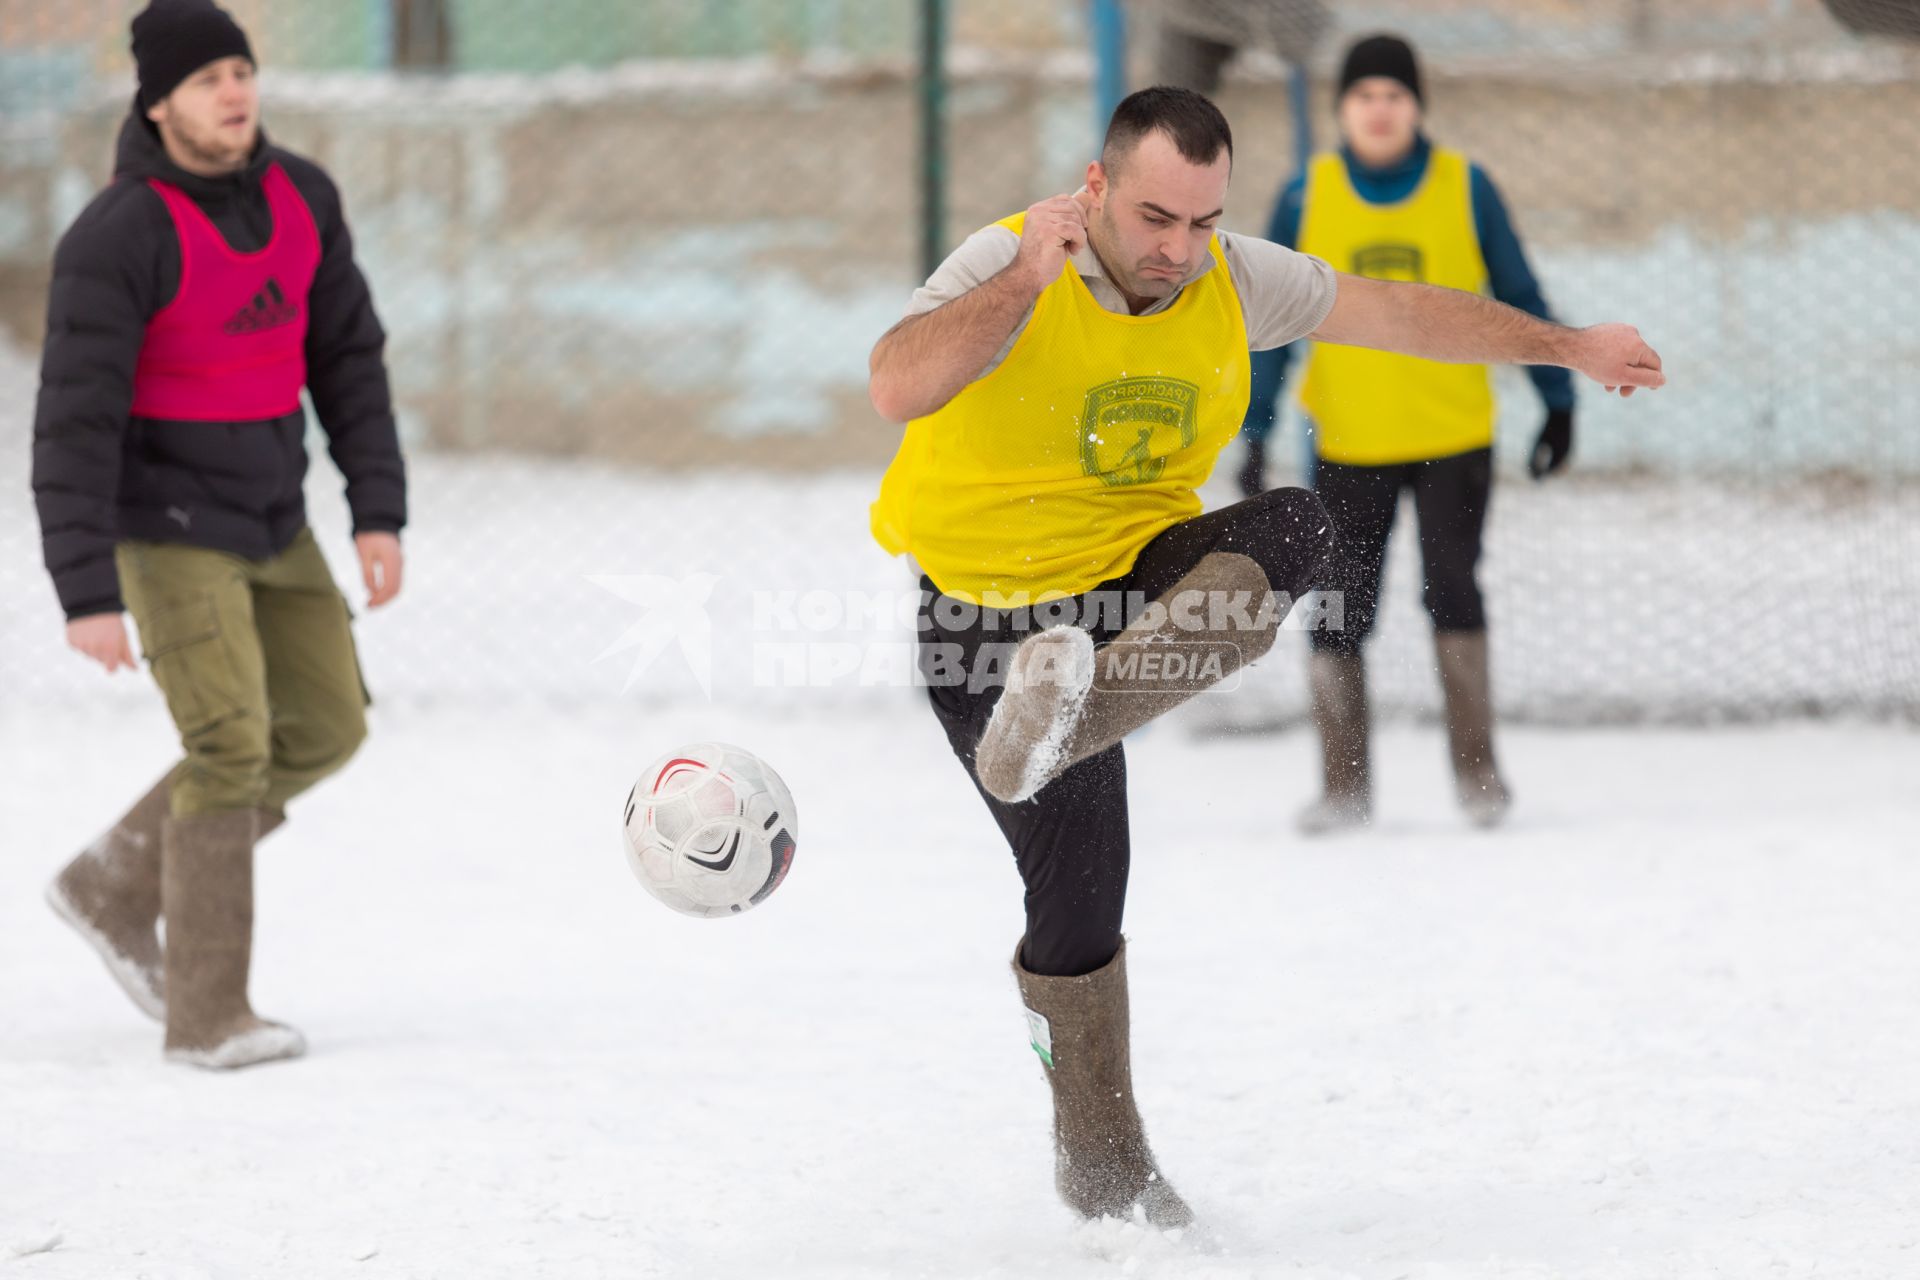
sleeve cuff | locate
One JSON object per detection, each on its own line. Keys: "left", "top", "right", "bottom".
{"left": 64, "top": 599, "right": 126, "bottom": 622}
{"left": 1303, "top": 257, "right": 1338, "bottom": 337}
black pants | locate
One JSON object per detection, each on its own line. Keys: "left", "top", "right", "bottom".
{"left": 918, "top": 487, "right": 1333, "bottom": 978}
{"left": 1309, "top": 446, "right": 1493, "bottom": 655}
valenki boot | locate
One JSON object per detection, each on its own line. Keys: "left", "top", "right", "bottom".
{"left": 45, "top": 771, "right": 176, "bottom": 1020}
{"left": 48, "top": 777, "right": 289, "bottom": 1023}
{"left": 161, "top": 808, "right": 306, "bottom": 1069}
{"left": 1435, "top": 629, "right": 1511, "bottom": 827}
{"left": 1013, "top": 939, "right": 1194, "bottom": 1230}
{"left": 976, "top": 552, "right": 1282, "bottom": 804}
{"left": 1296, "top": 651, "right": 1372, "bottom": 835}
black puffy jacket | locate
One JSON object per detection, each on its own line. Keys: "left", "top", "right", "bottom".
{"left": 31, "top": 108, "right": 407, "bottom": 620}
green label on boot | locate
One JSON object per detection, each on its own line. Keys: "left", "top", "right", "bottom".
{"left": 1023, "top": 1006, "right": 1054, "bottom": 1068}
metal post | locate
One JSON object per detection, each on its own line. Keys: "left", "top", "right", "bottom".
{"left": 1090, "top": 0, "right": 1128, "bottom": 150}
{"left": 1288, "top": 57, "right": 1313, "bottom": 172}
{"left": 1289, "top": 58, "right": 1316, "bottom": 480}
{"left": 918, "top": 0, "right": 948, "bottom": 280}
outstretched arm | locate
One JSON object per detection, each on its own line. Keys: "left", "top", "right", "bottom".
{"left": 1470, "top": 165, "right": 1575, "bottom": 412}
{"left": 1311, "top": 272, "right": 1664, "bottom": 397}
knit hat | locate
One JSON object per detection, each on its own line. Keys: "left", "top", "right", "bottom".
{"left": 1338, "top": 34, "right": 1422, "bottom": 105}
{"left": 131, "top": 0, "right": 254, "bottom": 109}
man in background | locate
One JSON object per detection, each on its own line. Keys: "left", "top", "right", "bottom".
{"left": 1240, "top": 34, "right": 1577, "bottom": 833}
{"left": 35, "top": 0, "right": 407, "bottom": 1069}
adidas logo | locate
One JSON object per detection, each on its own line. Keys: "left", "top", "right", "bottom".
{"left": 223, "top": 277, "right": 302, "bottom": 335}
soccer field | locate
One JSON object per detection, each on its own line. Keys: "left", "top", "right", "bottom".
{"left": 6, "top": 704, "right": 1917, "bottom": 1280}
{"left": 6, "top": 4, "right": 1920, "bottom": 1275}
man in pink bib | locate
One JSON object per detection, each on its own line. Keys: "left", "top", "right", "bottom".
{"left": 32, "top": 0, "right": 408, "bottom": 1070}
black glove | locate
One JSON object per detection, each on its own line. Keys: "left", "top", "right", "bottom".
{"left": 1236, "top": 435, "right": 1268, "bottom": 498}
{"left": 1528, "top": 408, "right": 1574, "bottom": 480}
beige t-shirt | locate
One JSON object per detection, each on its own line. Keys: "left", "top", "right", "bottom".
{"left": 904, "top": 221, "right": 1338, "bottom": 381}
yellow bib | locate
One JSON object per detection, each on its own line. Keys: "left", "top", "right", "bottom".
{"left": 1298, "top": 146, "right": 1495, "bottom": 465}
{"left": 870, "top": 213, "right": 1250, "bottom": 607}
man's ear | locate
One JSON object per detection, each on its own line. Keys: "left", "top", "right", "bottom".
{"left": 145, "top": 98, "right": 166, "bottom": 125}
{"left": 1085, "top": 160, "right": 1109, "bottom": 210}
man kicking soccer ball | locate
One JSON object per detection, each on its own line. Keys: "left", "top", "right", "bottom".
{"left": 867, "top": 86, "right": 1662, "bottom": 1230}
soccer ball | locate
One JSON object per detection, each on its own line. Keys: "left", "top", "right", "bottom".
{"left": 622, "top": 743, "right": 798, "bottom": 918}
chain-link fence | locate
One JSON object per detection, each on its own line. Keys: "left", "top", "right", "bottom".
{"left": 3, "top": 0, "right": 1917, "bottom": 723}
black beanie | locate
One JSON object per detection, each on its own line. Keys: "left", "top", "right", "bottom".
{"left": 1338, "top": 34, "right": 1422, "bottom": 105}
{"left": 131, "top": 0, "right": 254, "bottom": 109}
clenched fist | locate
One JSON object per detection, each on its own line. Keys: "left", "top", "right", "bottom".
{"left": 1574, "top": 323, "right": 1665, "bottom": 398}
{"left": 1013, "top": 190, "right": 1096, "bottom": 293}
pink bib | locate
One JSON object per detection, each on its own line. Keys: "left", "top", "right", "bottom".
{"left": 130, "top": 162, "right": 321, "bottom": 422}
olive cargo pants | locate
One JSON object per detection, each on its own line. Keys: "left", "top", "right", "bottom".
{"left": 115, "top": 527, "right": 370, "bottom": 818}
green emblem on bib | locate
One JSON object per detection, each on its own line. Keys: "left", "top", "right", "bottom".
{"left": 1079, "top": 376, "right": 1200, "bottom": 488}
{"left": 1351, "top": 242, "right": 1426, "bottom": 283}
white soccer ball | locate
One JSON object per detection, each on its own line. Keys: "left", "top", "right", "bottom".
{"left": 622, "top": 743, "right": 798, "bottom": 918}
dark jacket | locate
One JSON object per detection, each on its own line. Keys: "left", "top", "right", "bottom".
{"left": 31, "top": 107, "right": 407, "bottom": 620}
{"left": 1243, "top": 133, "right": 1575, "bottom": 445}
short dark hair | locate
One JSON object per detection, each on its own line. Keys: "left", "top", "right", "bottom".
{"left": 1100, "top": 86, "right": 1233, "bottom": 176}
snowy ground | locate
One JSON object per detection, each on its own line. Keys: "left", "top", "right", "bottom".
{"left": 5, "top": 701, "right": 1919, "bottom": 1280}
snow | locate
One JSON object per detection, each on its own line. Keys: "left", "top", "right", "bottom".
{"left": 4, "top": 702, "right": 1919, "bottom": 1279}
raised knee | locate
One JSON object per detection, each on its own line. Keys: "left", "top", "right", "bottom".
{"left": 1252, "top": 487, "right": 1334, "bottom": 564}
{"left": 1266, "top": 485, "right": 1331, "bottom": 531}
